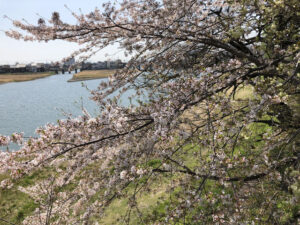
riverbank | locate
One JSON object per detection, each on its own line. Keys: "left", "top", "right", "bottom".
{"left": 67, "top": 70, "right": 115, "bottom": 82}
{"left": 0, "top": 72, "right": 56, "bottom": 85}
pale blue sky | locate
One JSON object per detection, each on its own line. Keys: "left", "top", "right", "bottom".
{"left": 0, "top": 0, "right": 124, "bottom": 64}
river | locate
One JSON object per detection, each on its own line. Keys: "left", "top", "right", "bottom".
{"left": 0, "top": 73, "right": 132, "bottom": 139}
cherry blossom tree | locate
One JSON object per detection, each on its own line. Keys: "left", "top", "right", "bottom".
{"left": 1, "top": 0, "right": 299, "bottom": 224}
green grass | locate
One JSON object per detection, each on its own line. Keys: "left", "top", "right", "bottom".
{"left": 0, "top": 167, "right": 57, "bottom": 224}
{"left": 98, "top": 177, "right": 169, "bottom": 224}
{"left": 0, "top": 176, "right": 37, "bottom": 224}
{"left": 234, "top": 85, "right": 254, "bottom": 100}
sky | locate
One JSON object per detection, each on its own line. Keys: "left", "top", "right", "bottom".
{"left": 0, "top": 0, "right": 125, "bottom": 64}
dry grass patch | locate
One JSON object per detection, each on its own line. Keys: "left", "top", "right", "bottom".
{"left": 0, "top": 72, "right": 56, "bottom": 84}
{"left": 68, "top": 70, "right": 116, "bottom": 82}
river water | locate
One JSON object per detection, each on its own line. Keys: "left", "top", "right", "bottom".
{"left": 0, "top": 73, "right": 131, "bottom": 138}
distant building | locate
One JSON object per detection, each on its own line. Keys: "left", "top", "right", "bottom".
{"left": 64, "top": 58, "right": 75, "bottom": 67}
{"left": 106, "top": 61, "right": 111, "bottom": 69}
{"left": 0, "top": 59, "right": 126, "bottom": 74}
{"left": 92, "top": 61, "right": 107, "bottom": 70}
{"left": 10, "top": 64, "right": 27, "bottom": 73}
{"left": 0, "top": 65, "right": 10, "bottom": 73}
{"left": 26, "top": 64, "right": 37, "bottom": 73}
{"left": 30, "top": 63, "right": 45, "bottom": 72}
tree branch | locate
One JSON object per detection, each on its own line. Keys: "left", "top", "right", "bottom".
{"left": 153, "top": 157, "right": 298, "bottom": 183}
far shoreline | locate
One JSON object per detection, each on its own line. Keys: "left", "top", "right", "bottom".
{"left": 0, "top": 70, "right": 117, "bottom": 84}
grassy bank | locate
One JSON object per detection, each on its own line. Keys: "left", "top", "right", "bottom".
{"left": 0, "top": 72, "right": 56, "bottom": 85}
{"left": 0, "top": 166, "right": 169, "bottom": 224}
{"left": 68, "top": 70, "right": 115, "bottom": 82}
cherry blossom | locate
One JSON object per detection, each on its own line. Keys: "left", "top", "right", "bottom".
{"left": 1, "top": 0, "right": 299, "bottom": 224}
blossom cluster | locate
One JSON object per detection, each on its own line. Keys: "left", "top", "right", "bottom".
{"left": 1, "top": 0, "right": 299, "bottom": 224}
